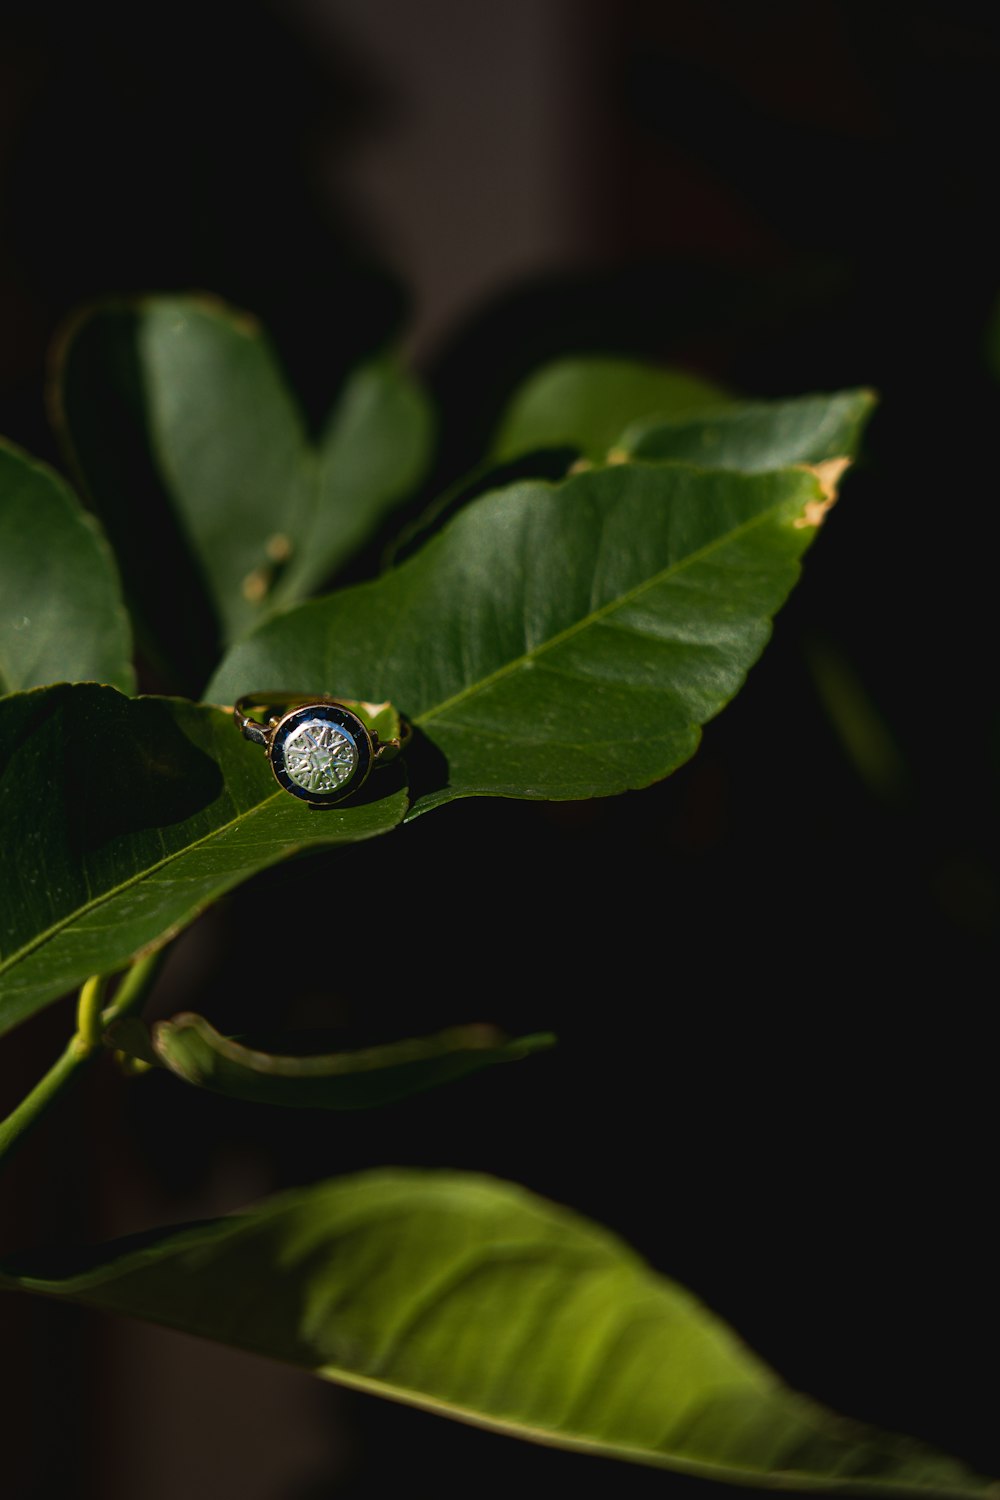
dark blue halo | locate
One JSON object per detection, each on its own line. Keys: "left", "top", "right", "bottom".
{"left": 268, "top": 703, "right": 374, "bottom": 806}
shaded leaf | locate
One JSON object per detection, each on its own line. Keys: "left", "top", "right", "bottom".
{"left": 0, "top": 1170, "right": 989, "bottom": 1495}
{"left": 0, "top": 441, "right": 133, "bottom": 695}
{"left": 209, "top": 462, "right": 837, "bottom": 817}
{"left": 109, "top": 1014, "right": 554, "bottom": 1109}
{"left": 619, "top": 390, "right": 876, "bottom": 470}
{"left": 493, "top": 356, "right": 729, "bottom": 463}
{"left": 53, "top": 297, "right": 432, "bottom": 669}
{"left": 50, "top": 303, "right": 222, "bottom": 692}
{"left": 804, "top": 637, "right": 909, "bottom": 803}
{"left": 0, "top": 685, "right": 406, "bottom": 1037}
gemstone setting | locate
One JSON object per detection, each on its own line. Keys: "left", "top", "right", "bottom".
{"left": 282, "top": 718, "right": 358, "bottom": 795}
{"left": 268, "top": 702, "right": 374, "bottom": 806}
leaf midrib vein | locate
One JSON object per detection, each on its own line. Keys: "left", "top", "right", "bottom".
{"left": 0, "top": 787, "right": 285, "bottom": 981}
{"left": 414, "top": 497, "right": 794, "bottom": 729}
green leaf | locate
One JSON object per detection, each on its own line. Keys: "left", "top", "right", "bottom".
{"left": 278, "top": 356, "right": 434, "bottom": 604}
{"left": 131, "top": 298, "right": 312, "bottom": 644}
{"left": 50, "top": 304, "right": 223, "bottom": 692}
{"left": 53, "top": 296, "right": 432, "bottom": 664}
{"left": 110, "top": 1014, "right": 554, "bottom": 1109}
{"left": 492, "top": 356, "right": 730, "bottom": 463}
{"left": 0, "top": 441, "right": 133, "bottom": 695}
{"left": 0, "top": 684, "right": 407, "bottom": 1038}
{"left": 209, "top": 462, "right": 836, "bottom": 817}
{"left": 0, "top": 1170, "right": 989, "bottom": 1495}
{"left": 619, "top": 390, "right": 876, "bottom": 470}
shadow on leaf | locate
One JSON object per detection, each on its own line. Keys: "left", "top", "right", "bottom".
{"left": 67, "top": 693, "right": 223, "bottom": 853}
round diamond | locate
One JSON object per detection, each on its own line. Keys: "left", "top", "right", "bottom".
{"left": 282, "top": 717, "right": 358, "bottom": 795}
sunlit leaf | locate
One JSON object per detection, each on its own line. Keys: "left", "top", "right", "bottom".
{"left": 618, "top": 390, "right": 876, "bottom": 469}
{"left": 1, "top": 1170, "right": 989, "bottom": 1496}
{"left": 210, "top": 462, "right": 837, "bottom": 817}
{"left": 493, "top": 355, "right": 729, "bottom": 462}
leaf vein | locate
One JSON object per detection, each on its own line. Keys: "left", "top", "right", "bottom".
{"left": 414, "top": 499, "right": 793, "bottom": 729}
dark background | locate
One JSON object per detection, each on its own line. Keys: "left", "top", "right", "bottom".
{"left": 1, "top": 2, "right": 997, "bottom": 1496}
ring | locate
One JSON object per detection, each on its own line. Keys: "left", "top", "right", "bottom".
{"left": 233, "top": 692, "right": 410, "bottom": 807}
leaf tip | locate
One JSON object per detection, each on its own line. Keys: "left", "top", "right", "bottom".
{"left": 152, "top": 1013, "right": 208, "bottom": 1085}
{"left": 175, "top": 292, "right": 263, "bottom": 339}
{"left": 793, "top": 455, "right": 852, "bottom": 529}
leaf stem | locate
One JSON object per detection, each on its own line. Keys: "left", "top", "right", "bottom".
{"left": 0, "top": 1042, "right": 85, "bottom": 1168}
{"left": 103, "top": 950, "right": 167, "bottom": 1029}
{"left": 0, "top": 949, "right": 166, "bottom": 1169}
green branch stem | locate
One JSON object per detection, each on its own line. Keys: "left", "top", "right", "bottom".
{"left": 0, "top": 949, "right": 166, "bottom": 1168}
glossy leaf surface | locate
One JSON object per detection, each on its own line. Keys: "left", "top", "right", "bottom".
{"left": 53, "top": 297, "right": 431, "bottom": 665}
{"left": 112, "top": 1014, "right": 554, "bottom": 1109}
{"left": 210, "top": 463, "right": 833, "bottom": 816}
{"left": 619, "top": 390, "right": 876, "bottom": 469}
{"left": 0, "top": 685, "right": 406, "bottom": 1037}
{"left": 0, "top": 1170, "right": 988, "bottom": 1495}
{"left": 492, "top": 356, "right": 729, "bottom": 462}
{"left": 0, "top": 441, "right": 133, "bottom": 694}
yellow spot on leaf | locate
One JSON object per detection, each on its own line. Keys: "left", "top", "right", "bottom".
{"left": 242, "top": 567, "right": 270, "bottom": 603}
{"left": 606, "top": 447, "right": 629, "bottom": 466}
{"left": 794, "top": 455, "right": 851, "bottom": 529}
{"left": 568, "top": 458, "right": 592, "bottom": 475}
{"left": 266, "top": 532, "right": 292, "bottom": 563}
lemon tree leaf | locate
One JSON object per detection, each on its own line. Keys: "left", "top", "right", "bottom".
{"left": 0, "top": 684, "right": 406, "bottom": 1038}
{"left": 209, "top": 462, "right": 836, "bottom": 817}
{"left": 111, "top": 1014, "right": 554, "bottom": 1110}
{"left": 0, "top": 441, "right": 133, "bottom": 695}
{"left": 0, "top": 1170, "right": 989, "bottom": 1496}
{"left": 492, "top": 355, "right": 730, "bottom": 462}
{"left": 53, "top": 297, "right": 431, "bottom": 676}
{"left": 618, "top": 389, "right": 876, "bottom": 469}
